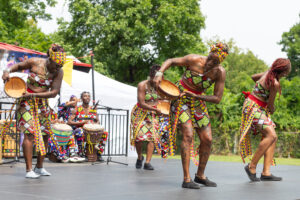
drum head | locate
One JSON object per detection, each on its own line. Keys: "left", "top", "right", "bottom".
{"left": 83, "top": 124, "right": 104, "bottom": 132}
{"left": 157, "top": 101, "right": 171, "bottom": 115}
{"left": 158, "top": 79, "right": 180, "bottom": 100}
{"left": 4, "top": 77, "right": 26, "bottom": 98}
{"left": 52, "top": 123, "right": 73, "bottom": 132}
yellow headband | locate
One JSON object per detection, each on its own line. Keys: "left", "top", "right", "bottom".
{"left": 210, "top": 43, "right": 229, "bottom": 62}
{"left": 49, "top": 45, "right": 66, "bottom": 66}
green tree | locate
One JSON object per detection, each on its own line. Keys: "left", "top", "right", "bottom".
{"left": 0, "top": 0, "right": 56, "bottom": 51}
{"left": 54, "top": 0, "right": 206, "bottom": 85}
{"left": 279, "top": 14, "right": 300, "bottom": 78}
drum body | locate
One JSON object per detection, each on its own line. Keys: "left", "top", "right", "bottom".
{"left": 83, "top": 124, "right": 104, "bottom": 162}
{"left": 52, "top": 123, "right": 73, "bottom": 146}
{"left": 158, "top": 79, "right": 180, "bottom": 100}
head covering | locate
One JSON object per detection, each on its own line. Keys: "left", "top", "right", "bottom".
{"left": 49, "top": 44, "right": 66, "bottom": 66}
{"left": 210, "top": 42, "right": 229, "bottom": 63}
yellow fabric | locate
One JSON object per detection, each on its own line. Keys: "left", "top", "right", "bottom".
{"left": 62, "top": 58, "right": 73, "bottom": 86}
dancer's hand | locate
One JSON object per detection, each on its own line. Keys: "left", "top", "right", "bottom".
{"left": 180, "top": 91, "right": 197, "bottom": 98}
{"left": 2, "top": 72, "right": 10, "bottom": 83}
{"left": 21, "top": 92, "right": 33, "bottom": 98}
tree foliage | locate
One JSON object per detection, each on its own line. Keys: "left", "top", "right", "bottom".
{"left": 0, "top": 0, "right": 56, "bottom": 52}
{"left": 54, "top": 0, "right": 206, "bottom": 84}
{"left": 279, "top": 14, "right": 300, "bottom": 78}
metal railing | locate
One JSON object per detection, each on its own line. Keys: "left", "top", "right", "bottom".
{"left": 0, "top": 102, "right": 129, "bottom": 158}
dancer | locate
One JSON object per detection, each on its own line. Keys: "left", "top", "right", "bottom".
{"left": 154, "top": 43, "right": 229, "bottom": 189}
{"left": 2, "top": 44, "right": 65, "bottom": 178}
{"left": 130, "top": 65, "right": 163, "bottom": 170}
{"left": 240, "top": 58, "right": 291, "bottom": 181}
{"left": 68, "top": 91, "right": 108, "bottom": 160}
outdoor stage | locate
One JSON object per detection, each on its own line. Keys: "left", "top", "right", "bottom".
{"left": 0, "top": 158, "right": 299, "bottom": 200}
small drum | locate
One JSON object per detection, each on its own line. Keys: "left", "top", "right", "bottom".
{"left": 157, "top": 100, "right": 171, "bottom": 116}
{"left": 0, "top": 120, "right": 19, "bottom": 158}
{"left": 158, "top": 79, "right": 180, "bottom": 100}
{"left": 52, "top": 123, "right": 73, "bottom": 146}
{"left": 83, "top": 124, "right": 104, "bottom": 162}
{"left": 4, "top": 77, "right": 26, "bottom": 98}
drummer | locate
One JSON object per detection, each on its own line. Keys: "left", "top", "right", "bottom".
{"left": 153, "top": 43, "right": 229, "bottom": 189}
{"left": 2, "top": 44, "right": 65, "bottom": 179}
{"left": 130, "top": 64, "right": 167, "bottom": 170}
{"left": 68, "top": 91, "right": 108, "bottom": 161}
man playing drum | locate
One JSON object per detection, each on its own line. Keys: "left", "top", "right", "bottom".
{"left": 154, "top": 43, "right": 229, "bottom": 189}
{"left": 2, "top": 44, "right": 65, "bottom": 179}
{"left": 68, "top": 91, "right": 108, "bottom": 161}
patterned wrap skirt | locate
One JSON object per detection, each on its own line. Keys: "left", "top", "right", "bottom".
{"left": 239, "top": 95, "right": 275, "bottom": 164}
{"left": 168, "top": 80, "right": 210, "bottom": 165}
{"left": 17, "top": 97, "right": 59, "bottom": 156}
{"left": 130, "top": 104, "right": 163, "bottom": 155}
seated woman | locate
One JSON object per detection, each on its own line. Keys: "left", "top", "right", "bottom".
{"left": 240, "top": 58, "right": 291, "bottom": 181}
{"left": 130, "top": 64, "right": 165, "bottom": 170}
{"left": 58, "top": 95, "right": 80, "bottom": 122}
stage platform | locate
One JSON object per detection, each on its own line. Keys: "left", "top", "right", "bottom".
{"left": 0, "top": 157, "right": 299, "bottom": 200}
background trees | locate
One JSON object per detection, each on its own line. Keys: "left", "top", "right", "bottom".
{"left": 0, "top": 0, "right": 56, "bottom": 52}
{"left": 280, "top": 14, "right": 300, "bottom": 78}
{"left": 54, "top": 0, "right": 206, "bottom": 84}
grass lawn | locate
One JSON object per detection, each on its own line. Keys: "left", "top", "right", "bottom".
{"left": 153, "top": 154, "right": 300, "bottom": 166}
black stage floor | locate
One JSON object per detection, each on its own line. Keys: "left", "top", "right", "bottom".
{"left": 0, "top": 157, "right": 299, "bottom": 200}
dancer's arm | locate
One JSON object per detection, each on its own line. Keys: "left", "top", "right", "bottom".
{"left": 251, "top": 72, "right": 265, "bottom": 82}
{"left": 2, "top": 58, "right": 37, "bottom": 82}
{"left": 267, "top": 80, "right": 280, "bottom": 114}
{"left": 153, "top": 54, "right": 200, "bottom": 88}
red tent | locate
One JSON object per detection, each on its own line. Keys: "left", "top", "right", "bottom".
{"left": 0, "top": 42, "right": 92, "bottom": 72}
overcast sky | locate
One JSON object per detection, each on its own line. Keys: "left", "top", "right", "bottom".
{"left": 38, "top": 0, "right": 300, "bottom": 65}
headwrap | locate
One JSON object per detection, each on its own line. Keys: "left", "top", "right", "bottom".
{"left": 49, "top": 44, "right": 66, "bottom": 66}
{"left": 210, "top": 42, "right": 229, "bottom": 63}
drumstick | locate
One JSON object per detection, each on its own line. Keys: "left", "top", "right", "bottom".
{"left": 92, "top": 100, "right": 99, "bottom": 110}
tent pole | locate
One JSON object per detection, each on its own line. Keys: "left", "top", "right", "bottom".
{"left": 90, "top": 51, "right": 95, "bottom": 105}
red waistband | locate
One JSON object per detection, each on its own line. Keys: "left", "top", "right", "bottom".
{"left": 242, "top": 91, "right": 267, "bottom": 107}
{"left": 180, "top": 80, "right": 203, "bottom": 95}
{"left": 27, "top": 88, "right": 36, "bottom": 93}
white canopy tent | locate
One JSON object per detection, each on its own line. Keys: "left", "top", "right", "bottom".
{"left": 59, "top": 70, "right": 137, "bottom": 157}
{"left": 60, "top": 70, "right": 137, "bottom": 111}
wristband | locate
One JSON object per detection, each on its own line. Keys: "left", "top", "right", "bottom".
{"left": 155, "top": 71, "right": 163, "bottom": 77}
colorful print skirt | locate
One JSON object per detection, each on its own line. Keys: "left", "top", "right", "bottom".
{"left": 130, "top": 104, "right": 164, "bottom": 155}
{"left": 239, "top": 97, "right": 275, "bottom": 164}
{"left": 17, "top": 97, "right": 59, "bottom": 156}
{"left": 168, "top": 81, "right": 210, "bottom": 165}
